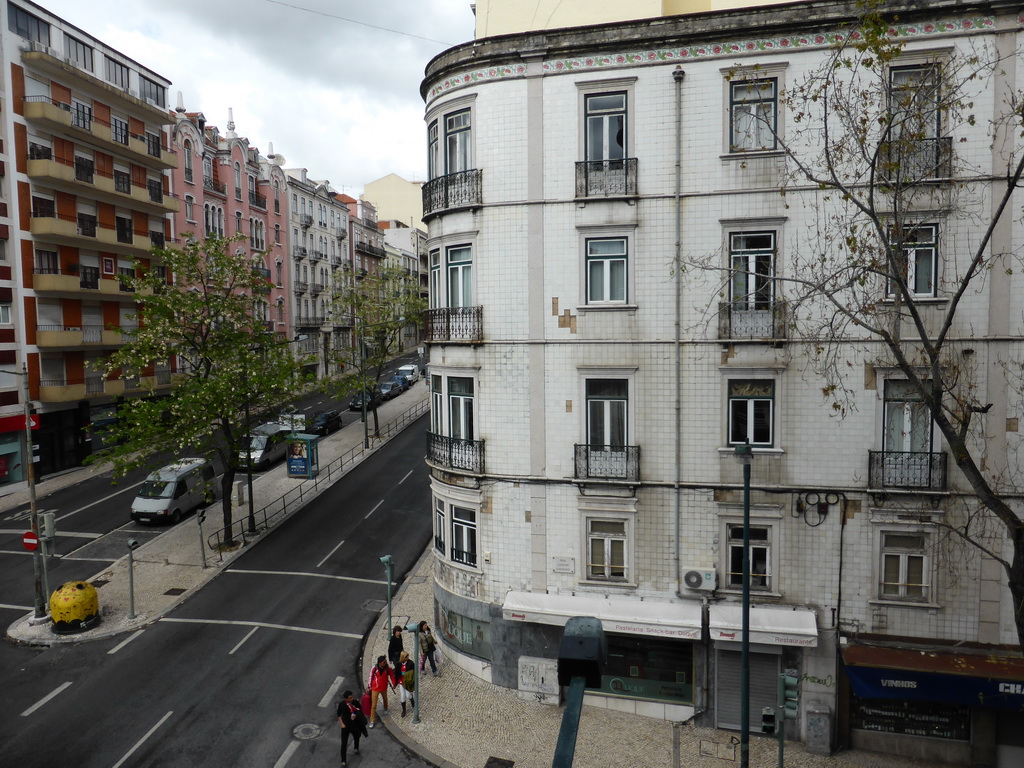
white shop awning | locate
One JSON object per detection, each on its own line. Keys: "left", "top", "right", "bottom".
{"left": 708, "top": 604, "right": 818, "bottom": 647}
{"left": 502, "top": 590, "right": 702, "bottom": 640}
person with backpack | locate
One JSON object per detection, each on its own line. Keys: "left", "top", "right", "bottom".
{"left": 367, "top": 655, "right": 396, "bottom": 728}
{"left": 336, "top": 690, "right": 367, "bottom": 766}
{"left": 419, "top": 620, "right": 439, "bottom": 675}
{"left": 397, "top": 650, "right": 416, "bottom": 717}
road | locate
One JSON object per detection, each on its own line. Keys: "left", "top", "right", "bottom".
{"left": 0, "top": 411, "right": 433, "bottom": 767}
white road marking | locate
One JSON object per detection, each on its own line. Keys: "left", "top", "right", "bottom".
{"left": 229, "top": 626, "right": 259, "bottom": 655}
{"left": 55, "top": 482, "right": 145, "bottom": 523}
{"left": 107, "top": 630, "right": 145, "bottom": 655}
{"left": 111, "top": 710, "right": 173, "bottom": 768}
{"left": 272, "top": 740, "right": 300, "bottom": 768}
{"left": 398, "top": 468, "right": 414, "bottom": 484}
{"left": 316, "top": 539, "right": 345, "bottom": 568}
{"left": 0, "top": 529, "right": 101, "bottom": 539}
{"left": 364, "top": 500, "right": 383, "bottom": 520}
{"left": 20, "top": 681, "right": 72, "bottom": 717}
{"left": 228, "top": 568, "right": 387, "bottom": 585}
{"left": 0, "top": 602, "right": 33, "bottom": 611}
{"left": 161, "top": 617, "right": 361, "bottom": 639}
{"left": 318, "top": 676, "right": 345, "bottom": 708}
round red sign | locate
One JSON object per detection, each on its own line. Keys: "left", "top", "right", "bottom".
{"left": 22, "top": 531, "right": 39, "bottom": 551}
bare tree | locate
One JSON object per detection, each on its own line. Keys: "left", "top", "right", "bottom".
{"left": 700, "top": 6, "right": 1024, "bottom": 647}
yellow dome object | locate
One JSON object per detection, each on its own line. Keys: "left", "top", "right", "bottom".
{"left": 50, "top": 581, "right": 101, "bottom": 635}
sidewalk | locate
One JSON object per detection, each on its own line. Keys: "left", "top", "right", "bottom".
{"left": 366, "top": 553, "right": 952, "bottom": 768}
{"left": 4, "top": 383, "right": 429, "bottom": 646}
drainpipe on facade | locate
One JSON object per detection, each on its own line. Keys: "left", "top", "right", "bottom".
{"left": 673, "top": 66, "right": 686, "bottom": 598}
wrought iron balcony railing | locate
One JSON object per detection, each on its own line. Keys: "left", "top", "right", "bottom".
{"left": 203, "top": 176, "right": 227, "bottom": 196}
{"left": 249, "top": 191, "right": 267, "bottom": 209}
{"left": 427, "top": 431, "right": 484, "bottom": 474}
{"left": 425, "top": 306, "right": 482, "bottom": 342}
{"left": 868, "top": 450, "right": 947, "bottom": 491}
{"left": 422, "top": 169, "right": 483, "bottom": 218}
{"left": 574, "top": 444, "right": 640, "bottom": 482}
{"left": 575, "top": 158, "right": 638, "bottom": 198}
{"left": 879, "top": 136, "right": 953, "bottom": 183}
{"left": 718, "top": 300, "right": 788, "bottom": 340}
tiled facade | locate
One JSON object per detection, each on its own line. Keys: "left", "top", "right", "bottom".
{"left": 422, "top": 1, "right": 1024, "bottom": 765}
{"left": 0, "top": 1, "right": 175, "bottom": 480}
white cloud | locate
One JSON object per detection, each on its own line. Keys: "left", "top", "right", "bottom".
{"left": 40, "top": 0, "right": 476, "bottom": 192}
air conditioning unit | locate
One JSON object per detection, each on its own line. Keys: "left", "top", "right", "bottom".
{"left": 683, "top": 568, "right": 717, "bottom": 592}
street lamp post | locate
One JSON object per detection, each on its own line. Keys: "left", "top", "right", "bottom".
{"left": 405, "top": 621, "right": 422, "bottom": 723}
{"left": 380, "top": 554, "right": 393, "bottom": 634}
{"left": 735, "top": 442, "right": 753, "bottom": 768}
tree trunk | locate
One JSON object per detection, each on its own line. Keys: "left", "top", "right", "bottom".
{"left": 220, "top": 467, "right": 236, "bottom": 543}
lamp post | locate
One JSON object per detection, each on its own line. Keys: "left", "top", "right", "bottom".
{"left": 380, "top": 554, "right": 393, "bottom": 634}
{"left": 405, "top": 620, "right": 422, "bottom": 723}
{"left": 734, "top": 442, "right": 753, "bottom": 768}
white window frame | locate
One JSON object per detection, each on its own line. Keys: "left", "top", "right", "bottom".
{"left": 585, "top": 237, "right": 628, "bottom": 305}
{"left": 434, "top": 497, "right": 445, "bottom": 554}
{"left": 887, "top": 224, "right": 938, "bottom": 299}
{"left": 450, "top": 505, "right": 477, "bottom": 567}
{"left": 879, "top": 530, "right": 930, "bottom": 602}
{"left": 869, "top": 518, "right": 937, "bottom": 607}
{"left": 446, "top": 244, "right": 473, "bottom": 308}
{"left": 717, "top": 508, "right": 782, "bottom": 596}
{"left": 584, "top": 92, "right": 627, "bottom": 162}
{"left": 729, "top": 231, "right": 775, "bottom": 310}
{"left": 0, "top": 303, "right": 11, "bottom": 324}
{"left": 727, "top": 379, "right": 775, "bottom": 447}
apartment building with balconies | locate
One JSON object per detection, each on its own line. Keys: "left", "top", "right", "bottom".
{"left": 283, "top": 168, "right": 348, "bottom": 377}
{"left": 170, "top": 108, "right": 288, "bottom": 348}
{"left": 1, "top": 0, "right": 176, "bottom": 479}
{"left": 422, "top": 1, "right": 1024, "bottom": 765}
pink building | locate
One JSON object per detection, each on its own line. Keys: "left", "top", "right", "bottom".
{"left": 170, "top": 107, "right": 289, "bottom": 336}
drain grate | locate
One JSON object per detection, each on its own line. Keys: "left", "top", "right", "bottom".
{"left": 484, "top": 759, "right": 514, "bottom": 768}
{"left": 292, "top": 723, "right": 323, "bottom": 740}
{"left": 163, "top": 588, "right": 186, "bottom": 596}
{"left": 91, "top": 579, "right": 109, "bottom": 588}
{"left": 362, "top": 598, "right": 386, "bottom": 612}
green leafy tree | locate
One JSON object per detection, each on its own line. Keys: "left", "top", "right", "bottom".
{"left": 331, "top": 263, "right": 426, "bottom": 439}
{"left": 95, "top": 235, "right": 307, "bottom": 541}
{"left": 692, "top": 4, "right": 1024, "bottom": 647}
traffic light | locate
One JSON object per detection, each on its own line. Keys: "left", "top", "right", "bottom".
{"left": 782, "top": 673, "right": 800, "bottom": 720}
{"left": 761, "top": 706, "right": 777, "bottom": 734}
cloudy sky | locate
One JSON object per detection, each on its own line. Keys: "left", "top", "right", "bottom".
{"left": 41, "top": 0, "right": 477, "bottom": 195}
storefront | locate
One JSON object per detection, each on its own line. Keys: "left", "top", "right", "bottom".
{"left": 0, "top": 415, "right": 28, "bottom": 486}
{"left": 709, "top": 604, "right": 819, "bottom": 732}
{"left": 502, "top": 591, "right": 702, "bottom": 714}
{"left": 842, "top": 643, "right": 1024, "bottom": 766}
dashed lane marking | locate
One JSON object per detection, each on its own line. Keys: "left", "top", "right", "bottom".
{"left": 20, "top": 681, "right": 72, "bottom": 717}
{"left": 227, "top": 568, "right": 388, "bottom": 586}
{"left": 161, "top": 617, "right": 360, "bottom": 640}
{"left": 107, "top": 630, "right": 145, "bottom": 655}
{"left": 111, "top": 711, "right": 173, "bottom": 768}
{"left": 228, "top": 626, "right": 259, "bottom": 655}
{"left": 318, "top": 676, "right": 345, "bottom": 708}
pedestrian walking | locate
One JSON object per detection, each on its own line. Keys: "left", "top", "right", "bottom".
{"left": 387, "top": 624, "right": 404, "bottom": 671}
{"left": 397, "top": 650, "right": 416, "bottom": 717}
{"left": 367, "top": 655, "right": 396, "bottom": 728}
{"left": 337, "top": 689, "right": 368, "bottom": 766}
{"left": 418, "top": 620, "right": 439, "bottom": 675}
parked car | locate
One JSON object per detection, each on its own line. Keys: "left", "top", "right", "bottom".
{"left": 310, "top": 409, "right": 341, "bottom": 435}
{"left": 348, "top": 388, "right": 382, "bottom": 411}
{"left": 239, "top": 422, "right": 292, "bottom": 470}
{"left": 396, "top": 364, "right": 421, "bottom": 384}
{"left": 131, "top": 458, "right": 216, "bottom": 524}
{"left": 388, "top": 375, "right": 409, "bottom": 394}
{"left": 379, "top": 381, "right": 400, "bottom": 400}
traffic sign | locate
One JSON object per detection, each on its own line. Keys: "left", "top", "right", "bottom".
{"left": 22, "top": 531, "right": 39, "bottom": 551}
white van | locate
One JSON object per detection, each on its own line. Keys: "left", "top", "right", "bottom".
{"left": 239, "top": 422, "right": 292, "bottom": 471}
{"left": 131, "top": 458, "right": 216, "bottom": 524}
{"left": 397, "top": 364, "right": 421, "bottom": 384}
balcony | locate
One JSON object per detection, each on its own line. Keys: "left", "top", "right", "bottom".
{"left": 30, "top": 212, "right": 151, "bottom": 256}
{"left": 38, "top": 377, "right": 86, "bottom": 402}
{"left": 293, "top": 280, "right": 309, "bottom": 293}
{"left": 427, "top": 432, "right": 484, "bottom": 474}
{"left": 36, "top": 325, "right": 84, "bottom": 347}
{"left": 310, "top": 283, "right": 324, "bottom": 296}
{"left": 574, "top": 444, "right": 641, "bottom": 482}
{"left": 300, "top": 214, "right": 313, "bottom": 228}
{"left": 868, "top": 450, "right": 948, "bottom": 491}
{"left": 25, "top": 153, "right": 178, "bottom": 214}
{"left": 335, "top": 225, "right": 347, "bottom": 240}
{"left": 249, "top": 191, "right": 267, "bottom": 210}
{"left": 330, "top": 255, "right": 343, "bottom": 269}
{"left": 292, "top": 247, "right": 307, "bottom": 260}
{"left": 33, "top": 266, "right": 124, "bottom": 296}
{"left": 297, "top": 315, "right": 326, "bottom": 327}
{"left": 354, "top": 241, "right": 386, "bottom": 259}
{"left": 309, "top": 250, "right": 325, "bottom": 262}
{"left": 718, "top": 300, "right": 788, "bottom": 341}
{"left": 425, "top": 306, "right": 483, "bottom": 343}
{"left": 203, "top": 176, "right": 227, "bottom": 197}
{"left": 879, "top": 137, "right": 953, "bottom": 183}
{"left": 422, "top": 169, "right": 483, "bottom": 219}
{"left": 575, "top": 158, "right": 638, "bottom": 198}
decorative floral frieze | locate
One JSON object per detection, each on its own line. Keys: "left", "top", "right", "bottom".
{"left": 426, "top": 14, "right": 997, "bottom": 105}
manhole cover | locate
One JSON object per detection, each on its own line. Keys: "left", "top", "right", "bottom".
{"left": 363, "top": 599, "right": 386, "bottom": 612}
{"left": 163, "top": 588, "right": 186, "bottom": 596}
{"left": 292, "top": 723, "right": 323, "bottom": 740}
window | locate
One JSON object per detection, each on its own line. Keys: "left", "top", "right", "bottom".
{"left": 235, "top": 211, "right": 242, "bottom": 233}
{"left": 726, "top": 523, "right": 771, "bottom": 590}
{"left": 434, "top": 498, "right": 445, "bottom": 553}
{"left": 275, "top": 262, "right": 282, "bottom": 286}
{"left": 71, "top": 99, "right": 92, "bottom": 130}
{"left": 585, "top": 237, "right": 627, "bottom": 304}
{"left": 888, "top": 224, "right": 937, "bottom": 298}
{"left": 184, "top": 195, "right": 194, "bottom": 221}
{"left": 448, "top": 376, "right": 474, "bottom": 440}
{"left": 0, "top": 304, "right": 10, "bottom": 324}
{"left": 446, "top": 245, "right": 472, "bottom": 307}
{"left": 105, "top": 57, "right": 129, "bottom": 90}
{"left": 427, "top": 120, "right": 439, "bottom": 179}
{"left": 585, "top": 93, "right": 626, "bottom": 161}
{"left": 35, "top": 249, "right": 58, "bottom": 274}
{"left": 64, "top": 34, "right": 93, "bottom": 71}
{"left": 880, "top": 531, "right": 929, "bottom": 601}
{"left": 139, "top": 75, "right": 166, "bottom": 107}
{"left": 183, "top": 140, "right": 193, "bottom": 182}
{"left": 730, "top": 78, "right": 777, "bottom": 151}
{"left": 728, "top": 380, "right": 774, "bottom": 446}
{"left": 586, "top": 378, "right": 627, "bottom": 449}
{"left": 8, "top": 5, "right": 49, "bottom": 45}
{"left": 450, "top": 506, "right": 477, "bottom": 566}
{"left": 274, "top": 224, "right": 281, "bottom": 245}
{"left": 884, "top": 379, "right": 932, "bottom": 454}
{"left": 888, "top": 64, "right": 942, "bottom": 178}
{"left": 445, "top": 110, "right": 472, "bottom": 173}
{"left": 234, "top": 162, "right": 242, "bottom": 199}
{"left": 730, "top": 232, "right": 775, "bottom": 310}
{"left": 587, "top": 518, "right": 627, "bottom": 581}
{"left": 111, "top": 116, "right": 128, "bottom": 145}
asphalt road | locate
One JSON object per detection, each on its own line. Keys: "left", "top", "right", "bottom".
{"left": 0, "top": 412, "right": 434, "bottom": 767}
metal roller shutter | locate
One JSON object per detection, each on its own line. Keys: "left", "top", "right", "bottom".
{"left": 716, "top": 648, "right": 780, "bottom": 730}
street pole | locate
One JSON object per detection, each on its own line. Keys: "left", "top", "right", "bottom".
{"left": 380, "top": 554, "right": 393, "bottom": 634}
{"left": 127, "top": 539, "right": 139, "bottom": 620}
{"left": 736, "top": 442, "right": 753, "bottom": 768}
{"left": 405, "top": 621, "right": 421, "bottom": 723}
{"left": 245, "top": 387, "right": 255, "bottom": 535}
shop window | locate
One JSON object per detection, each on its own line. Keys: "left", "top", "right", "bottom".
{"left": 438, "top": 608, "right": 491, "bottom": 660}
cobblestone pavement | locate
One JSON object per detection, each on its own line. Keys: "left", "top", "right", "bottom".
{"left": 367, "top": 553, "right": 952, "bottom": 768}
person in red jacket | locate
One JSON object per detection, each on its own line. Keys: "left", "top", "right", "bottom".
{"left": 367, "top": 655, "right": 396, "bottom": 728}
